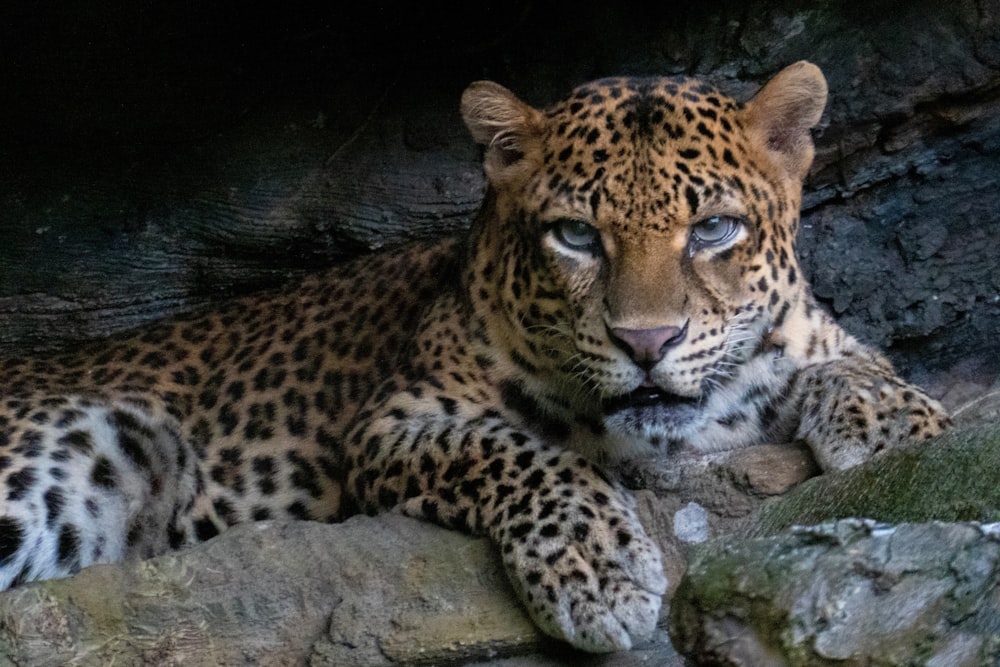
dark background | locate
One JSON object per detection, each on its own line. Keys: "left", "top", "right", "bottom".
{"left": 1, "top": 0, "right": 998, "bottom": 392}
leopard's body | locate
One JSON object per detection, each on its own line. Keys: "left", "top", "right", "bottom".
{"left": 0, "top": 62, "right": 948, "bottom": 651}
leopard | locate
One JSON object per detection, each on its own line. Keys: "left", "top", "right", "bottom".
{"left": 0, "top": 61, "right": 949, "bottom": 652}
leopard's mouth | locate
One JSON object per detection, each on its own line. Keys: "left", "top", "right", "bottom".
{"left": 602, "top": 387, "right": 701, "bottom": 415}
{"left": 600, "top": 385, "right": 706, "bottom": 442}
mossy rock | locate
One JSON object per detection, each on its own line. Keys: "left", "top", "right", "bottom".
{"left": 745, "top": 421, "right": 1000, "bottom": 537}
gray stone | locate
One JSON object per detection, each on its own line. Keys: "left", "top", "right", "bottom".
{"left": 0, "top": 510, "right": 688, "bottom": 667}
{"left": 670, "top": 519, "right": 1000, "bottom": 666}
{"left": 0, "top": 515, "right": 543, "bottom": 666}
{"left": 669, "top": 400, "right": 1000, "bottom": 666}
{"left": 674, "top": 502, "right": 710, "bottom": 544}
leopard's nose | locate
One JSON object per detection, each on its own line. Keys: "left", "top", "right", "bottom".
{"left": 606, "top": 323, "right": 688, "bottom": 371}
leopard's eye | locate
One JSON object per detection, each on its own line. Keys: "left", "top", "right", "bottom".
{"left": 690, "top": 215, "right": 741, "bottom": 247}
{"left": 552, "top": 218, "right": 601, "bottom": 253}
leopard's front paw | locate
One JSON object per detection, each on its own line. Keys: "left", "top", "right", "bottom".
{"left": 796, "top": 359, "right": 950, "bottom": 471}
{"left": 494, "top": 468, "right": 666, "bottom": 652}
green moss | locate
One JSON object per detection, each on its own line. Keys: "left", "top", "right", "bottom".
{"left": 747, "top": 423, "right": 1000, "bottom": 536}
{"left": 672, "top": 536, "right": 831, "bottom": 661}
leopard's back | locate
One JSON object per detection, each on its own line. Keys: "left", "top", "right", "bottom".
{"left": 0, "top": 238, "right": 460, "bottom": 566}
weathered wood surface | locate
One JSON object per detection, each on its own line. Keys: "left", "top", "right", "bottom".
{"left": 0, "top": 94, "right": 482, "bottom": 346}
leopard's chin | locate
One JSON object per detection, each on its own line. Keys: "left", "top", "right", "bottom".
{"left": 601, "top": 387, "right": 704, "bottom": 437}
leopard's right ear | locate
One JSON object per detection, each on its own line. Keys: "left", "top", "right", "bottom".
{"left": 461, "top": 81, "right": 544, "bottom": 181}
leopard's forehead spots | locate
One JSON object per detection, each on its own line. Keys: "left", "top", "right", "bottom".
{"left": 550, "top": 77, "right": 739, "bottom": 136}
{"left": 537, "top": 77, "right": 750, "bottom": 235}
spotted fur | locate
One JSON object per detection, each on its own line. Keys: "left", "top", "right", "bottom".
{"left": 0, "top": 62, "right": 947, "bottom": 651}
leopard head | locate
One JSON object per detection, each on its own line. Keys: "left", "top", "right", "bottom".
{"left": 462, "top": 62, "right": 827, "bottom": 447}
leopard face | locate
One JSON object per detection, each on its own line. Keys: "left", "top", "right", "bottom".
{"left": 463, "top": 63, "right": 828, "bottom": 447}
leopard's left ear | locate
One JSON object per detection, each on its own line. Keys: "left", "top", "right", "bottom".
{"left": 462, "top": 81, "right": 544, "bottom": 183}
{"left": 743, "top": 61, "right": 828, "bottom": 179}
